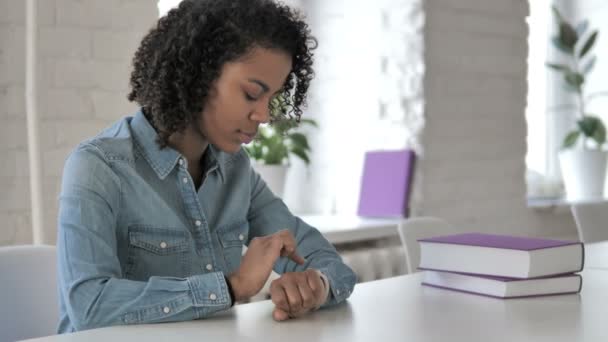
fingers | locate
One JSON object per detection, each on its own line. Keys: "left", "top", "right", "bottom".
{"left": 282, "top": 279, "right": 303, "bottom": 313}
{"left": 306, "top": 270, "right": 326, "bottom": 304}
{"left": 297, "top": 278, "right": 316, "bottom": 310}
{"left": 270, "top": 279, "right": 290, "bottom": 312}
{"left": 270, "top": 271, "right": 324, "bottom": 321}
{"left": 286, "top": 251, "right": 306, "bottom": 265}
{"left": 273, "top": 307, "right": 290, "bottom": 321}
{"left": 274, "top": 229, "right": 306, "bottom": 265}
{"left": 270, "top": 276, "right": 307, "bottom": 314}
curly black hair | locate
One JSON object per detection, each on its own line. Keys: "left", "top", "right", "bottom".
{"left": 127, "top": 0, "right": 316, "bottom": 147}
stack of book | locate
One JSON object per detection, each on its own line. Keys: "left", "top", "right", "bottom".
{"left": 417, "top": 233, "right": 585, "bottom": 299}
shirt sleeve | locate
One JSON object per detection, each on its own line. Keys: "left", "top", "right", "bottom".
{"left": 246, "top": 165, "right": 357, "bottom": 307}
{"left": 57, "top": 144, "right": 232, "bottom": 331}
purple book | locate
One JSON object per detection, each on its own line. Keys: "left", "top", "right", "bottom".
{"left": 357, "top": 149, "right": 415, "bottom": 217}
{"left": 421, "top": 270, "right": 583, "bottom": 299}
{"left": 418, "top": 233, "right": 585, "bottom": 279}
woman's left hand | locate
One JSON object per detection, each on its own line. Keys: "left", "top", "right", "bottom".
{"left": 270, "top": 269, "right": 328, "bottom": 321}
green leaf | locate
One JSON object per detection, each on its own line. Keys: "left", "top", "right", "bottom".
{"left": 290, "top": 147, "right": 310, "bottom": 165}
{"left": 288, "top": 132, "right": 310, "bottom": 151}
{"left": 300, "top": 118, "right": 319, "bottom": 127}
{"left": 578, "top": 30, "right": 598, "bottom": 58}
{"left": 563, "top": 130, "right": 580, "bottom": 149}
{"left": 577, "top": 116, "right": 601, "bottom": 137}
{"left": 559, "top": 22, "right": 578, "bottom": 49}
{"left": 576, "top": 115, "right": 606, "bottom": 147}
{"left": 582, "top": 55, "right": 596, "bottom": 74}
{"left": 545, "top": 62, "right": 571, "bottom": 72}
{"left": 576, "top": 20, "right": 589, "bottom": 37}
{"left": 552, "top": 37, "right": 574, "bottom": 55}
{"left": 551, "top": 5, "right": 565, "bottom": 23}
{"left": 245, "top": 102, "right": 319, "bottom": 165}
{"left": 593, "top": 120, "right": 607, "bottom": 145}
{"left": 564, "top": 72, "right": 584, "bottom": 90}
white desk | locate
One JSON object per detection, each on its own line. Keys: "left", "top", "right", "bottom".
{"left": 24, "top": 269, "right": 608, "bottom": 342}
{"left": 298, "top": 214, "right": 403, "bottom": 244}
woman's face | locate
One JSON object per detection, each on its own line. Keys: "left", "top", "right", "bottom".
{"left": 198, "top": 47, "right": 293, "bottom": 153}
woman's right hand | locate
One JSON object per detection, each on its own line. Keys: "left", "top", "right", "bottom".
{"left": 227, "top": 229, "right": 305, "bottom": 302}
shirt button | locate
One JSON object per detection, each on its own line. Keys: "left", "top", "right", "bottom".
{"left": 336, "top": 289, "right": 341, "bottom": 295}
{"left": 209, "top": 293, "right": 217, "bottom": 300}
{"left": 206, "top": 264, "right": 213, "bottom": 271}
{"left": 238, "top": 234, "right": 244, "bottom": 241}
{"left": 195, "top": 220, "right": 201, "bottom": 226}
{"left": 182, "top": 177, "right": 188, "bottom": 183}
{"left": 163, "top": 306, "right": 170, "bottom": 314}
{"left": 178, "top": 159, "right": 184, "bottom": 166}
{"left": 159, "top": 241, "right": 167, "bottom": 249}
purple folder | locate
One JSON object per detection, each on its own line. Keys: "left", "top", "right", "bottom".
{"left": 357, "top": 149, "right": 416, "bottom": 217}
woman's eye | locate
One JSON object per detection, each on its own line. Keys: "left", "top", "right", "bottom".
{"left": 244, "top": 92, "right": 257, "bottom": 101}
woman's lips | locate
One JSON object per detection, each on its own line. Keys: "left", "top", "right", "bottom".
{"left": 238, "top": 130, "right": 256, "bottom": 144}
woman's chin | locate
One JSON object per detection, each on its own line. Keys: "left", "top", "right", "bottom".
{"left": 214, "top": 142, "right": 242, "bottom": 154}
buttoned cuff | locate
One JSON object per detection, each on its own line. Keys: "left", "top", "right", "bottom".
{"left": 188, "top": 272, "right": 232, "bottom": 309}
{"left": 316, "top": 266, "right": 354, "bottom": 305}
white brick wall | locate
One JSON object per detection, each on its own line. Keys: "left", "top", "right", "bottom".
{"left": 0, "top": 0, "right": 157, "bottom": 245}
{"left": 1, "top": 0, "right": 29, "bottom": 245}
{"left": 421, "top": 0, "right": 577, "bottom": 238}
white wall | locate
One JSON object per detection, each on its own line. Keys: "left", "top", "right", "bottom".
{"left": 422, "top": 0, "right": 576, "bottom": 238}
{"left": 0, "top": 0, "right": 157, "bottom": 245}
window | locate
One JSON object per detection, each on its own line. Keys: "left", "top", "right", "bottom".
{"left": 526, "top": 1, "right": 608, "bottom": 200}
{"left": 525, "top": 0, "right": 561, "bottom": 199}
{"left": 525, "top": 0, "right": 549, "bottom": 179}
{"left": 155, "top": 1, "right": 424, "bottom": 215}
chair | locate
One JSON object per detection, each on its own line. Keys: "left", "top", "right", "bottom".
{"left": 571, "top": 202, "right": 608, "bottom": 270}
{"left": 397, "top": 217, "right": 452, "bottom": 274}
{"left": 570, "top": 202, "right": 608, "bottom": 243}
{"left": 0, "top": 245, "right": 58, "bottom": 342}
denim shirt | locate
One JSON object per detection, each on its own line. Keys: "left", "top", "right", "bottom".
{"left": 56, "top": 110, "right": 356, "bottom": 333}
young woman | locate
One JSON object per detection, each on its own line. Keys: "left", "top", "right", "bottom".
{"left": 56, "top": 0, "right": 356, "bottom": 333}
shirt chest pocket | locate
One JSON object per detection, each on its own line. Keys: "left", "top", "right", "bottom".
{"left": 125, "top": 226, "right": 192, "bottom": 281}
{"left": 217, "top": 220, "right": 249, "bottom": 274}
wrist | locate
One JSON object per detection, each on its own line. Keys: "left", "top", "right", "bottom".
{"left": 227, "top": 273, "right": 247, "bottom": 302}
{"left": 224, "top": 275, "right": 236, "bottom": 307}
{"left": 314, "top": 270, "right": 330, "bottom": 309}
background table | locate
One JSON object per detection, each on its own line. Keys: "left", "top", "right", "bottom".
{"left": 297, "top": 214, "right": 403, "bottom": 244}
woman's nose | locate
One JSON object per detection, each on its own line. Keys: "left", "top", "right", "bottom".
{"left": 249, "top": 101, "right": 271, "bottom": 123}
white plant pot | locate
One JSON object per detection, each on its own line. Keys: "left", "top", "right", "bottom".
{"left": 251, "top": 163, "right": 288, "bottom": 197}
{"left": 559, "top": 149, "right": 608, "bottom": 201}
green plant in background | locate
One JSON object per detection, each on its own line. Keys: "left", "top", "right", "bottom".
{"left": 546, "top": 6, "right": 606, "bottom": 150}
{"left": 244, "top": 95, "right": 318, "bottom": 165}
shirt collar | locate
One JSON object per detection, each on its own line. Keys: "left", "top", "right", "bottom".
{"left": 203, "top": 144, "right": 227, "bottom": 184}
{"left": 130, "top": 110, "right": 226, "bottom": 183}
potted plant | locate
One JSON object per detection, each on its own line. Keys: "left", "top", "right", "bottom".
{"left": 244, "top": 95, "right": 317, "bottom": 197}
{"left": 547, "top": 6, "right": 607, "bottom": 200}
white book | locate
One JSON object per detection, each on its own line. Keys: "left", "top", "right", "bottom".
{"left": 418, "top": 233, "right": 584, "bottom": 278}
{"left": 422, "top": 271, "right": 582, "bottom": 298}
